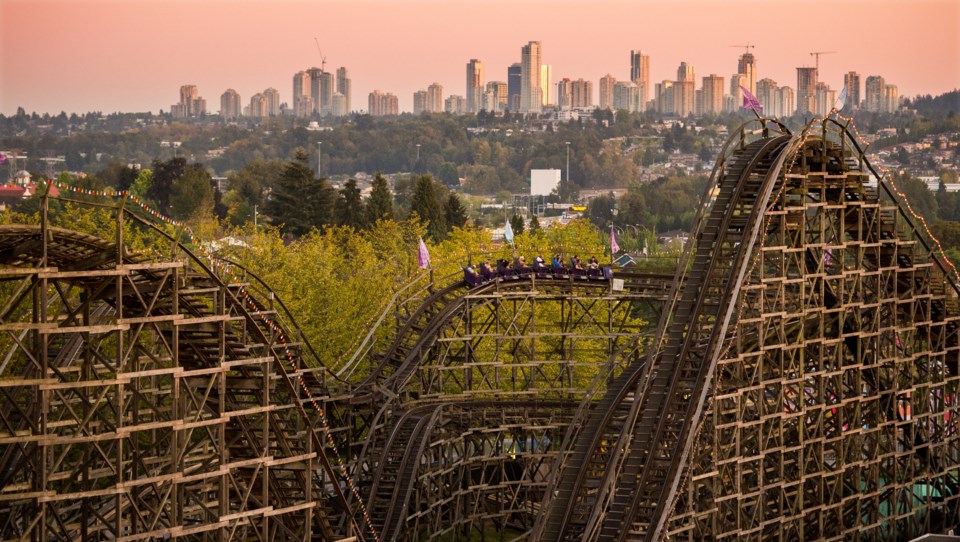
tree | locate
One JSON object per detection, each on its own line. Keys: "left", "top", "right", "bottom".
{"left": 94, "top": 162, "right": 139, "bottom": 191}
{"left": 551, "top": 179, "right": 580, "bottom": 203}
{"left": 367, "top": 173, "right": 394, "bottom": 223}
{"left": 529, "top": 215, "right": 542, "bottom": 234}
{"left": 587, "top": 194, "right": 616, "bottom": 229}
{"left": 336, "top": 179, "right": 366, "bottom": 229}
{"left": 510, "top": 213, "right": 525, "bottom": 236}
{"left": 445, "top": 192, "right": 468, "bottom": 230}
{"left": 170, "top": 164, "right": 215, "bottom": 220}
{"left": 148, "top": 157, "right": 187, "bottom": 213}
{"left": 893, "top": 172, "right": 938, "bottom": 223}
{"left": 410, "top": 174, "right": 447, "bottom": 241}
{"left": 266, "top": 148, "right": 336, "bottom": 236}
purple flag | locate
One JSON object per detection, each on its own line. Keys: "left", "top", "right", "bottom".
{"left": 610, "top": 226, "right": 620, "bottom": 254}
{"left": 740, "top": 85, "right": 762, "bottom": 113}
{"left": 417, "top": 237, "right": 431, "bottom": 269}
{"left": 0, "top": 153, "right": 6, "bottom": 165}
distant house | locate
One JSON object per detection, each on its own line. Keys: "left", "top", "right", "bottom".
{"left": 0, "top": 185, "right": 26, "bottom": 211}
{"left": 0, "top": 182, "right": 59, "bottom": 211}
{"left": 614, "top": 253, "right": 637, "bottom": 267}
{"left": 13, "top": 170, "right": 31, "bottom": 187}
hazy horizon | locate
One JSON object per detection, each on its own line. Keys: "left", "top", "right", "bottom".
{"left": 2, "top": 0, "right": 958, "bottom": 116}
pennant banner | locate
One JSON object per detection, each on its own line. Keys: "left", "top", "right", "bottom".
{"left": 417, "top": 237, "right": 431, "bottom": 269}
{"left": 740, "top": 85, "right": 762, "bottom": 113}
{"left": 504, "top": 220, "right": 514, "bottom": 244}
{"left": 610, "top": 226, "right": 620, "bottom": 254}
{"left": 834, "top": 85, "right": 848, "bottom": 111}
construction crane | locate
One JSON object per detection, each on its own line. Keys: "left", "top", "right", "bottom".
{"left": 729, "top": 43, "right": 755, "bottom": 55}
{"left": 809, "top": 51, "right": 837, "bottom": 73}
{"left": 314, "top": 37, "right": 327, "bottom": 73}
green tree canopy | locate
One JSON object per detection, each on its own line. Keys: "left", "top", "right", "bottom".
{"left": 336, "top": 179, "right": 366, "bottom": 229}
{"left": 170, "top": 164, "right": 215, "bottom": 220}
{"left": 444, "top": 192, "right": 468, "bottom": 230}
{"left": 266, "top": 148, "right": 336, "bottom": 236}
{"left": 367, "top": 173, "right": 394, "bottom": 223}
{"left": 409, "top": 174, "right": 447, "bottom": 241}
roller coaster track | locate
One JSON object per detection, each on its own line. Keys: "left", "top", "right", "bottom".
{"left": 0, "top": 220, "right": 358, "bottom": 540}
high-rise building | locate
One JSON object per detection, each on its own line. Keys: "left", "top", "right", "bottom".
{"left": 815, "top": 83, "right": 836, "bottom": 117}
{"left": 413, "top": 90, "right": 429, "bottom": 114}
{"left": 571, "top": 79, "right": 592, "bottom": 108}
{"left": 776, "top": 87, "right": 795, "bottom": 118}
{"left": 613, "top": 81, "right": 640, "bottom": 112}
{"left": 727, "top": 74, "right": 747, "bottom": 113}
{"left": 655, "top": 80, "right": 674, "bottom": 115}
{"left": 673, "top": 80, "right": 695, "bottom": 117}
{"left": 630, "top": 50, "right": 650, "bottom": 104}
{"left": 263, "top": 88, "right": 280, "bottom": 116}
{"left": 368, "top": 90, "right": 398, "bottom": 116}
{"left": 427, "top": 83, "right": 444, "bottom": 113}
{"left": 676, "top": 62, "right": 695, "bottom": 83}
{"left": 756, "top": 78, "right": 778, "bottom": 117}
{"left": 796, "top": 67, "right": 818, "bottom": 116}
{"left": 293, "top": 71, "right": 311, "bottom": 117}
{"left": 599, "top": 74, "right": 616, "bottom": 110}
{"left": 445, "top": 95, "right": 466, "bottom": 114}
{"left": 484, "top": 81, "right": 508, "bottom": 112}
{"left": 336, "top": 67, "right": 351, "bottom": 114}
{"left": 249, "top": 93, "right": 268, "bottom": 117}
{"left": 466, "top": 59, "right": 484, "bottom": 113}
{"left": 883, "top": 84, "right": 899, "bottom": 113}
{"left": 220, "top": 89, "right": 241, "bottom": 119}
{"left": 332, "top": 93, "right": 348, "bottom": 117}
{"left": 521, "top": 41, "right": 542, "bottom": 113}
{"left": 865, "top": 75, "right": 885, "bottom": 112}
{"left": 557, "top": 78, "right": 573, "bottom": 109}
{"left": 701, "top": 74, "right": 724, "bottom": 115}
{"left": 507, "top": 63, "right": 522, "bottom": 112}
{"left": 540, "top": 64, "right": 553, "bottom": 106}
{"left": 319, "top": 72, "right": 335, "bottom": 115}
{"left": 308, "top": 68, "right": 323, "bottom": 114}
{"left": 172, "top": 84, "right": 206, "bottom": 118}
{"left": 843, "top": 71, "right": 861, "bottom": 111}
{"left": 738, "top": 53, "right": 757, "bottom": 95}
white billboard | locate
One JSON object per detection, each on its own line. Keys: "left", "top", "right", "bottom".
{"left": 530, "top": 169, "right": 561, "bottom": 196}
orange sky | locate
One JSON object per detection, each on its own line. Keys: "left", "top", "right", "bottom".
{"left": 1, "top": 0, "right": 958, "bottom": 115}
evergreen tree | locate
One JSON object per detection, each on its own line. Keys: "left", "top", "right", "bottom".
{"left": 149, "top": 157, "right": 187, "bottom": 214}
{"left": 410, "top": 174, "right": 447, "bottom": 241}
{"left": 367, "top": 173, "right": 394, "bottom": 223}
{"left": 444, "top": 192, "right": 468, "bottom": 230}
{"left": 266, "top": 148, "right": 336, "bottom": 236}
{"left": 510, "top": 213, "right": 525, "bottom": 236}
{"left": 529, "top": 215, "right": 541, "bottom": 233}
{"left": 336, "top": 179, "right": 366, "bottom": 229}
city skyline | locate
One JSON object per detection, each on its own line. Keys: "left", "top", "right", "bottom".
{"left": 1, "top": 0, "right": 958, "bottom": 115}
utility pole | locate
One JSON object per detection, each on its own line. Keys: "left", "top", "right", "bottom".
{"left": 565, "top": 141, "right": 571, "bottom": 183}
{"left": 317, "top": 141, "right": 322, "bottom": 178}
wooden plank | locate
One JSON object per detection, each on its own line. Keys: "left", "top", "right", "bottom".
{"left": 117, "top": 314, "right": 184, "bottom": 325}
{"left": 265, "top": 501, "right": 317, "bottom": 517}
{"left": 0, "top": 266, "right": 57, "bottom": 276}
{"left": 40, "top": 323, "right": 129, "bottom": 335}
